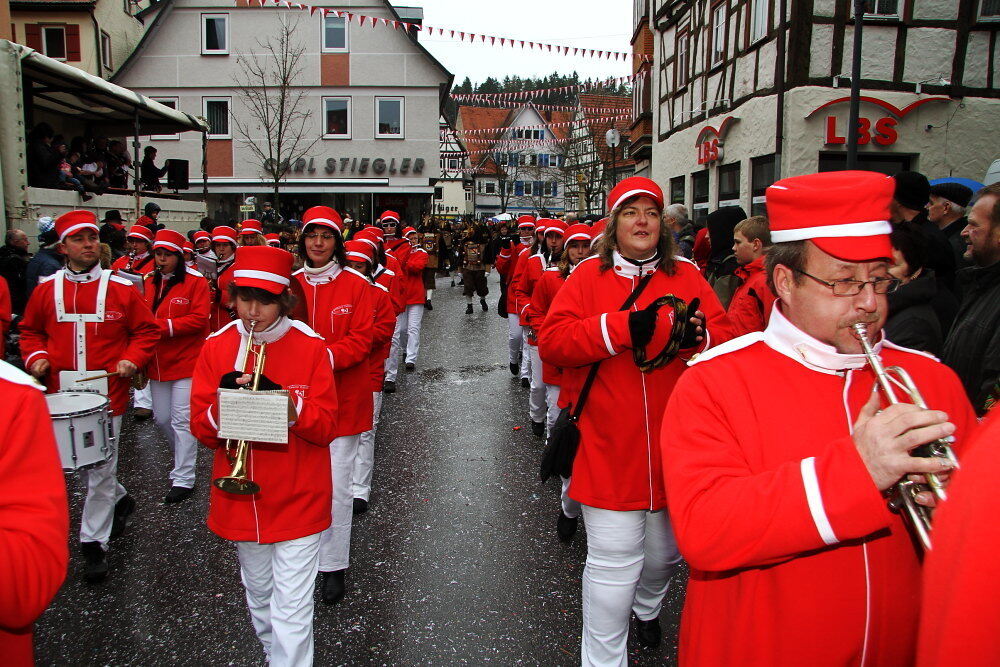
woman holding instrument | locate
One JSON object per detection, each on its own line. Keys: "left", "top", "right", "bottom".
{"left": 190, "top": 245, "right": 338, "bottom": 667}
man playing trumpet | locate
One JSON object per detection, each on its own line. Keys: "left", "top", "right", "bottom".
{"left": 661, "top": 171, "right": 978, "bottom": 665}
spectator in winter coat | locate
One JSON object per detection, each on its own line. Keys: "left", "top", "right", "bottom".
{"left": 25, "top": 219, "right": 62, "bottom": 300}
{"left": 941, "top": 183, "right": 1000, "bottom": 415}
{"left": 927, "top": 182, "right": 973, "bottom": 270}
{"left": 727, "top": 216, "right": 776, "bottom": 336}
{"left": 0, "top": 229, "right": 31, "bottom": 315}
{"left": 885, "top": 222, "right": 957, "bottom": 356}
{"left": 664, "top": 204, "right": 695, "bottom": 259}
{"left": 139, "top": 146, "right": 168, "bottom": 192}
{"left": 704, "top": 206, "right": 746, "bottom": 308}
{"left": 891, "top": 171, "right": 956, "bottom": 295}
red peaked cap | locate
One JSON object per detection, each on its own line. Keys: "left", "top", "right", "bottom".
{"left": 127, "top": 225, "right": 154, "bottom": 242}
{"left": 152, "top": 229, "right": 186, "bottom": 253}
{"left": 379, "top": 211, "right": 400, "bottom": 224}
{"left": 607, "top": 177, "right": 664, "bottom": 213}
{"left": 401, "top": 226, "right": 418, "bottom": 237}
{"left": 231, "top": 245, "right": 294, "bottom": 295}
{"left": 212, "top": 226, "right": 238, "bottom": 244}
{"left": 564, "top": 223, "right": 593, "bottom": 244}
{"left": 193, "top": 230, "right": 211, "bottom": 243}
{"left": 517, "top": 215, "right": 536, "bottom": 230}
{"left": 344, "top": 240, "right": 373, "bottom": 264}
{"left": 542, "top": 219, "right": 568, "bottom": 236}
{"left": 766, "top": 170, "right": 894, "bottom": 262}
{"left": 55, "top": 210, "right": 99, "bottom": 241}
{"left": 303, "top": 206, "right": 343, "bottom": 233}
{"left": 264, "top": 233, "right": 281, "bottom": 246}
{"left": 182, "top": 240, "right": 194, "bottom": 253}
{"left": 240, "top": 219, "right": 263, "bottom": 235}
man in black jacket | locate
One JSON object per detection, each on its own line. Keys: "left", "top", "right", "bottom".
{"left": 0, "top": 229, "right": 31, "bottom": 315}
{"left": 927, "top": 182, "right": 973, "bottom": 270}
{"left": 941, "top": 183, "right": 1000, "bottom": 416}
{"left": 891, "top": 172, "right": 957, "bottom": 295}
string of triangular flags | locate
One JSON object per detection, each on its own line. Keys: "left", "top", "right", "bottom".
{"left": 451, "top": 113, "right": 632, "bottom": 138}
{"left": 442, "top": 140, "right": 573, "bottom": 158}
{"left": 243, "top": 0, "right": 647, "bottom": 62}
{"left": 450, "top": 73, "right": 638, "bottom": 102}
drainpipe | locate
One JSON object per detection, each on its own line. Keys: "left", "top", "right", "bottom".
{"left": 89, "top": 8, "right": 102, "bottom": 77}
{"left": 774, "top": 0, "right": 787, "bottom": 180}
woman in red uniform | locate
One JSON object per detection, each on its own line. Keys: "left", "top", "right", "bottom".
{"left": 290, "top": 205, "right": 374, "bottom": 606}
{"left": 539, "top": 177, "right": 732, "bottom": 665}
{"left": 495, "top": 217, "right": 536, "bottom": 382}
{"left": 397, "top": 226, "right": 428, "bottom": 372}
{"left": 209, "top": 226, "right": 238, "bottom": 331}
{"left": 190, "top": 245, "right": 338, "bottom": 667}
{"left": 142, "top": 229, "right": 211, "bottom": 503}
{"left": 524, "top": 223, "right": 593, "bottom": 542}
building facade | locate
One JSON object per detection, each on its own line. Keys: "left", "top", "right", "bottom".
{"left": 113, "top": 0, "right": 451, "bottom": 226}
{"left": 433, "top": 115, "right": 472, "bottom": 221}
{"left": 646, "top": 0, "right": 1000, "bottom": 224}
{"left": 457, "top": 105, "right": 570, "bottom": 219}
{"left": 564, "top": 93, "right": 635, "bottom": 217}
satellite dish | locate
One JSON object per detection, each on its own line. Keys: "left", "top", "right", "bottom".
{"left": 605, "top": 128, "right": 621, "bottom": 148}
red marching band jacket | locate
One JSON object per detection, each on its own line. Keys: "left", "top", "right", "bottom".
{"left": 495, "top": 242, "right": 531, "bottom": 315}
{"left": 512, "top": 252, "right": 549, "bottom": 328}
{"left": 368, "top": 280, "right": 396, "bottom": 391}
{"left": 19, "top": 267, "right": 160, "bottom": 415}
{"left": 0, "top": 364, "right": 68, "bottom": 667}
{"left": 660, "top": 307, "right": 978, "bottom": 666}
{"left": 377, "top": 262, "right": 405, "bottom": 315}
{"left": 141, "top": 269, "right": 211, "bottom": 381}
{"left": 293, "top": 264, "right": 375, "bottom": 437}
{"left": 523, "top": 267, "right": 566, "bottom": 387}
{"left": 726, "top": 255, "right": 777, "bottom": 336}
{"left": 538, "top": 254, "right": 733, "bottom": 511}
{"left": 402, "top": 245, "right": 428, "bottom": 306}
{"left": 209, "top": 261, "right": 236, "bottom": 333}
{"left": 110, "top": 252, "right": 154, "bottom": 277}
{"left": 190, "top": 319, "right": 339, "bottom": 544}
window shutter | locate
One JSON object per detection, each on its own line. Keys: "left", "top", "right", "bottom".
{"left": 25, "top": 24, "right": 42, "bottom": 50}
{"left": 66, "top": 24, "right": 81, "bottom": 61}
{"left": 534, "top": 180, "right": 543, "bottom": 196}
{"left": 552, "top": 181, "right": 558, "bottom": 196}
{"left": 515, "top": 181, "right": 524, "bottom": 196}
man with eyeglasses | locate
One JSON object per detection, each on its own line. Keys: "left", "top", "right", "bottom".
{"left": 660, "top": 171, "right": 977, "bottom": 666}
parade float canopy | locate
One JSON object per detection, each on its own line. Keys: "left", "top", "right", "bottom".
{"left": 11, "top": 40, "right": 207, "bottom": 136}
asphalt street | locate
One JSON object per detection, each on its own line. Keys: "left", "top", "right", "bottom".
{"left": 33, "top": 272, "right": 686, "bottom": 666}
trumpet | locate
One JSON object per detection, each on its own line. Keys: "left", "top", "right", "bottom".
{"left": 213, "top": 321, "right": 266, "bottom": 495}
{"left": 853, "top": 322, "right": 959, "bottom": 551}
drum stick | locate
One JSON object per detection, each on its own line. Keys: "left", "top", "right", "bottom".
{"left": 76, "top": 371, "right": 120, "bottom": 382}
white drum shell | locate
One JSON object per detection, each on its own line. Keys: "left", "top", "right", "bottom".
{"left": 45, "top": 392, "right": 113, "bottom": 472}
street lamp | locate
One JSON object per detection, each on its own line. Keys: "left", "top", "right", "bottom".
{"left": 846, "top": 0, "right": 865, "bottom": 170}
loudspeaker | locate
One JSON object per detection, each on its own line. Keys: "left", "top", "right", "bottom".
{"left": 166, "top": 159, "right": 189, "bottom": 191}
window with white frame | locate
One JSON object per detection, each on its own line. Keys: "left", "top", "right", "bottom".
{"left": 711, "top": 3, "right": 727, "bottom": 65}
{"left": 151, "top": 98, "right": 180, "bottom": 140}
{"left": 523, "top": 181, "right": 534, "bottom": 196}
{"left": 448, "top": 158, "right": 459, "bottom": 169}
{"left": 322, "top": 15, "right": 348, "bottom": 52}
{"left": 100, "top": 31, "right": 112, "bottom": 69}
{"left": 203, "top": 97, "right": 231, "bottom": 138}
{"left": 676, "top": 28, "right": 690, "bottom": 87}
{"left": 202, "top": 14, "right": 229, "bottom": 54}
{"left": 375, "top": 97, "right": 403, "bottom": 138}
{"left": 484, "top": 181, "right": 497, "bottom": 194}
{"left": 750, "top": 0, "right": 768, "bottom": 44}
{"left": 323, "top": 97, "right": 350, "bottom": 138}
{"left": 41, "top": 26, "right": 67, "bottom": 60}
{"left": 862, "top": 0, "right": 899, "bottom": 17}
{"left": 980, "top": 0, "right": 1000, "bottom": 18}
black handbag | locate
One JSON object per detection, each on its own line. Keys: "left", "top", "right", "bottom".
{"left": 540, "top": 272, "right": 655, "bottom": 482}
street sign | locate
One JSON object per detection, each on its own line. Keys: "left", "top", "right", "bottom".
{"left": 239, "top": 205, "right": 255, "bottom": 213}
{"left": 605, "top": 128, "right": 621, "bottom": 148}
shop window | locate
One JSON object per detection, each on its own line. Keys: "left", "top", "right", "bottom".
{"left": 710, "top": 3, "right": 727, "bottom": 66}
{"left": 717, "top": 162, "right": 742, "bottom": 208}
{"left": 323, "top": 97, "right": 351, "bottom": 138}
{"left": 203, "top": 97, "right": 231, "bottom": 138}
{"left": 151, "top": 98, "right": 180, "bottom": 140}
{"left": 749, "top": 0, "right": 769, "bottom": 44}
{"left": 202, "top": 14, "right": 229, "bottom": 55}
{"left": 669, "top": 175, "right": 685, "bottom": 205}
{"left": 375, "top": 97, "right": 404, "bottom": 138}
{"left": 691, "top": 170, "right": 710, "bottom": 225}
{"left": 676, "top": 27, "right": 690, "bottom": 88}
{"left": 750, "top": 154, "right": 776, "bottom": 217}
{"left": 981, "top": 0, "right": 1000, "bottom": 19}
{"left": 322, "top": 15, "right": 348, "bottom": 52}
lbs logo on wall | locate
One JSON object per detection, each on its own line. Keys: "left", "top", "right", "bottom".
{"left": 806, "top": 96, "right": 952, "bottom": 147}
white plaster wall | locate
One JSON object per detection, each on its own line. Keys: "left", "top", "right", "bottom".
{"left": 964, "top": 31, "right": 990, "bottom": 89}
{"left": 902, "top": 28, "right": 955, "bottom": 84}
{"left": 842, "top": 26, "right": 895, "bottom": 80}
{"left": 734, "top": 50, "right": 754, "bottom": 100}
{"left": 812, "top": 0, "right": 837, "bottom": 18}
{"left": 757, "top": 38, "right": 776, "bottom": 89}
{"left": 809, "top": 24, "right": 835, "bottom": 80}
{"left": 912, "top": 0, "right": 959, "bottom": 21}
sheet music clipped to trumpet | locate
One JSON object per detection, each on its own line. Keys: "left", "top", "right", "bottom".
{"left": 217, "top": 389, "right": 289, "bottom": 444}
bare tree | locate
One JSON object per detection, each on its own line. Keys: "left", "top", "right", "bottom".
{"left": 231, "top": 16, "right": 318, "bottom": 214}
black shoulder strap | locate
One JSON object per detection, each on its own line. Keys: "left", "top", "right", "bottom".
{"left": 570, "top": 271, "right": 656, "bottom": 422}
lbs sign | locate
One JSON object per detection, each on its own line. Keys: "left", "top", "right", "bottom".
{"left": 694, "top": 117, "right": 739, "bottom": 165}
{"left": 806, "top": 96, "right": 952, "bottom": 147}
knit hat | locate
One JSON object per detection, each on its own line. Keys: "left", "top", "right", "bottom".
{"left": 231, "top": 246, "right": 293, "bottom": 295}
{"left": 929, "top": 182, "right": 974, "bottom": 208}
{"left": 54, "top": 211, "right": 98, "bottom": 242}
{"left": 893, "top": 171, "right": 931, "bottom": 211}
{"left": 239, "top": 219, "right": 264, "bottom": 236}
{"left": 152, "top": 229, "right": 186, "bottom": 253}
{"left": 344, "top": 240, "right": 373, "bottom": 265}
{"left": 212, "top": 226, "right": 238, "bottom": 245}
{"left": 607, "top": 177, "right": 664, "bottom": 213}
{"left": 766, "top": 170, "right": 894, "bottom": 261}
{"left": 302, "top": 206, "right": 343, "bottom": 233}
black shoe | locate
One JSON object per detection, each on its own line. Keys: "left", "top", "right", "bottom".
{"left": 451, "top": 279, "right": 456, "bottom": 287}
{"left": 480, "top": 298, "right": 488, "bottom": 312}
{"left": 634, "top": 616, "right": 662, "bottom": 649}
{"left": 509, "top": 362, "right": 518, "bottom": 376}
{"left": 383, "top": 380, "right": 396, "bottom": 393}
{"left": 466, "top": 303, "right": 474, "bottom": 314}
{"left": 110, "top": 494, "right": 136, "bottom": 540}
{"left": 425, "top": 300, "right": 433, "bottom": 310}
{"left": 164, "top": 486, "right": 194, "bottom": 504}
{"left": 353, "top": 498, "right": 369, "bottom": 515}
{"left": 521, "top": 378, "right": 530, "bottom": 388}
{"left": 405, "top": 362, "right": 415, "bottom": 372}
{"left": 531, "top": 420, "right": 545, "bottom": 438}
{"left": 556, "top": 511, "right": 579, "bottom": 543}
{"left": 133, "top": 407, "right": 153, "bottom": 421}
{"left": 81, "top": 541, "right": 109, "bottom": 583}
{"left": 320, "top": 569, "right": 346, "bottom": 605}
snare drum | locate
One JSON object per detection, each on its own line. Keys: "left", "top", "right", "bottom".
{"left": 45, "top": 392, "right": 113, "bottom": 471}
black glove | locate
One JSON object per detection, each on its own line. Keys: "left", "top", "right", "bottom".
{"left": 219, "top": 371, "right": 282, "bottom": 391}
{"left": 677, "top": 298, "right": 702, "bottom": 349}
{"left": 628, "top": 303, "right": 659, "bottom": 349}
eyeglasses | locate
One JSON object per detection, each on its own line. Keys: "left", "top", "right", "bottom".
{"left": 304, "top": 232, "right": 337, "bottom": 241}
{"left": 793, "top": 269, "right": 901, "bottom": 296}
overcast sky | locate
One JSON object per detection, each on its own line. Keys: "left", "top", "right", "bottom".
{"left": 398, "top": 0, "right": 633, "bottom": 85}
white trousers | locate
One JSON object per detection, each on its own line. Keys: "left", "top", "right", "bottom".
{"left": 352, "top": 391, "right": 383, "bottom": 501}
{"left": 318, "top": 434, "right": 361, "bottom": 572}
{"left": 545, "top": 383, "right": 562, "bottom": 432}
{"left": 580, "top": 506, "right": 682, "bottom": 667}
{"left": 528, "top": 344, "right": 546, "bottom": 422}
{"left": 133, "top": 383, "right": 152, "bottom": 410}
{"left": 520, "top": 328, "right": 532, "bottom": 380}
{"left": 404, "top": 303, "right": 424, "bottom": 364}
{"left": 80, "top": 415, "right": 125, "bottom": 547}
{"left": 561, "top": 476, "right": 581, "bottom": 519}
{"left": 384, "top": 312, "right": 405, "bottom": 382}
{"left": 507, "top": 314, "right": 523, "bottom": 369}
{"left": 149, "top": 378, "right": 197, "bottom": 488}
{"left": 237, "top": 532, "right": 321, "bottom": 667}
